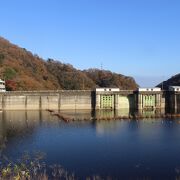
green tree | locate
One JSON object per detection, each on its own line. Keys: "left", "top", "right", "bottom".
{"left": 4, "top": 68, "right": 17, "bottom": 80}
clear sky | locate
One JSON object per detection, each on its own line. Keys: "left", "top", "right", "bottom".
{"left": 0, "top": 0, "right": 180, "bottom": 87}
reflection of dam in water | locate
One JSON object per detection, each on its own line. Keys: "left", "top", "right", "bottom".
{"left": 0, "top": 109, "right": 170, "bottom": 133}
{"left": 0, "top": 109, "right": 178, "bottom": 148}
{"left": 0, "top": 107, "right": 179, "bottom": 137}
{"left": 0, "top": 111, "right": 59, "bottom": 149}
{"left": 60, "top": 108, "right": 180, "bottom": 120}
{"left": 0, "top": 108, "right": 179, "bottom": 149}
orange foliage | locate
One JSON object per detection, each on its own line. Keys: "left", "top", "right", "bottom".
{"left": 0, "top": 37, "right": 138, "bottom": 91}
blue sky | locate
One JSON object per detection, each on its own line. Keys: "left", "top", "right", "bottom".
{"left": 0, "top": 0, "right": 180, "bottom": 87}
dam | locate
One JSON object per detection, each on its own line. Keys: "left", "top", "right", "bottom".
{"left": 0, "top": 87, "right": 179, "bottom": 113}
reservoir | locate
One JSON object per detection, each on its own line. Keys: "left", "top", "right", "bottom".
{"left": 1, "top": 110, "right": 180, "bottom": 179}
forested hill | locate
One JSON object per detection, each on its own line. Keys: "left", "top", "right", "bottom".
{"left": 157, "top": 74, "right": 180, "bottom": 90}
{"left": 83, "top": 69, "right": 138, "bottom": 90}
{"left": 0, "top": 36, "right": 138, "bottom": 90}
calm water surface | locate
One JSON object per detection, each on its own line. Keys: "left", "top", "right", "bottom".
{"left": 1, "top": 110, "right": 180, "bottom": 179}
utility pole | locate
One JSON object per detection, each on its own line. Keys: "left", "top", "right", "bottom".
{"left": 101, "top": 62, "right": 103, "bottom": 70}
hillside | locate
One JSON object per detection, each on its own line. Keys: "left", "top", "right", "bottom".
{"left": 157, "top": 73, "right": 180, "bottom": 90}
{"left": 84, "top": 69, "right": 138, "bottom": 90}
{"left": 0, "top": 37, "right": 60, "bottom": 90}
{"left": 45, "top": 59, "right": 96, "bottom": 90}
{"left": 0, "top": 37, "right": 138, "bottom": 90}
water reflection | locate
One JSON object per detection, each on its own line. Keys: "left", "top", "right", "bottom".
{"left": 0, "top": 109, "right": 179, "bottom": 141}
{"left": 95, "top": 120, "right": 124, "bottom": 136}
{"left": 1, "top": 110, "right": 180, "bottom": 179}
{"left": 138, "top": 109, "right": 165, "bottom": 117}
{"left": 59, "top": 109, "right": 92, "bottom": 120}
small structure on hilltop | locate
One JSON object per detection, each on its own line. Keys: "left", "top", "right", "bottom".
{"left": 0, "top": 79, "right": 6, "bottom": 92}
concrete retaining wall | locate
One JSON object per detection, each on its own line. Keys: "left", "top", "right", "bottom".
{"left": 0, "top": 91, "right": 92, "bottom": 110}
{"left": 60, "top": 91, "right": 92, "bottom": 110}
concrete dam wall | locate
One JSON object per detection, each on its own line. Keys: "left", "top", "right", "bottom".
{"left": 0, "top": 90, "right": 135, "bottom": 111}
{"left": 0, "top": 91, "right": 93, "bottom": 110}
{"left": 0, "top": 88, "right": 179, "bottom": 112}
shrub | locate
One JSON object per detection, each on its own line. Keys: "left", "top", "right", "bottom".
{"left": 3, "top": 68, "right": 17, "bottom": 80}
{"left": 5, "top": 80, "right": 17, "bottom": 91}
